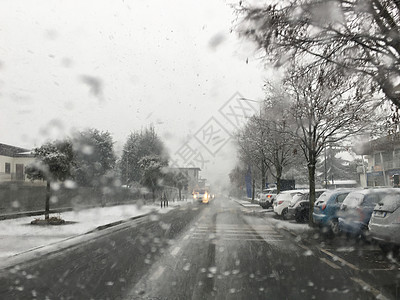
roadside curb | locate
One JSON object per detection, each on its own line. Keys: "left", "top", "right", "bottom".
{"left": 0, "top": 207, "right": 78, "bottom": 220}
{"left": 233, "top": 199, "right": 261, "bottom": 208}
{"left": 87, "top": 213, "right": 151, "bottom": 233}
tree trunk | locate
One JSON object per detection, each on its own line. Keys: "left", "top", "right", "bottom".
{"left": 45, "top": 180, "right": 50, "bottom": 220}
{"left": 179, "top": 188, "right": 182, "bottom": 201}
{"left": 251, "top": 178, "right": 255, "bottom": 203}
{"left": 276, "top": 166, "right": 282, "bottom": 193}
{"left": 261, "top": 160, "right": 266, "bottom": 190}
{"left": 308, "top": 162, "right": 316, "bottom": 226}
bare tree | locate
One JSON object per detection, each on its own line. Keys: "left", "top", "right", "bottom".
{"left": 236, "top": 96, "right": 297, "bottom": 194}
{"left": 237, "top": 0, "right": 400, "bottom": 108}
{"left": 284, "top": 62, "right": 378, "bottom": 224}
{"left": 236, "top": 112, "right": 269, "bottom": 200}
{"left": 262, "top": 94, "right": 298, "bottom": 192}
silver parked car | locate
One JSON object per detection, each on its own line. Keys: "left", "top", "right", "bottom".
{"left": 339, "top": 188, "right": 400, "bottom": 239}
{"left": 369, "top": 193, "right": 400, "bottom": 254}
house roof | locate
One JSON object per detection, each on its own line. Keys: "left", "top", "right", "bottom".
{"left": 0, "top": 143, "right": 33, "bottom": 157}
{"left": 353, "top": 134, "right": 400, "bottom": 155}
{"left": 169, "top": 167, "right": 201, "bottom": 171}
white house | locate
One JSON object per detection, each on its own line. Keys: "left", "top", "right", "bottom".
{"left": 167, "top": 167, "right": 201, "bottom": 193}
{"left": 0, "top": 143, "right": 34, "bottom": 182}
{"left": 354, "top": 135, "right": 400, "bottom": 187}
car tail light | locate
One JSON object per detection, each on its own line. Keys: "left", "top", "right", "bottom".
{"left": 392, "top": 214, "right": 400, "bottom": 224}
{"left": 321, "top": 204, "right": 326, "bottom": 210}
{"left": 267, "top": 195, "right": 272, "bottom": 198}
{"left": 278, "top": 200, "right": 283, "bottom": 205}
{"left": 357, "top": 207, "right": 365, "bottom": 221}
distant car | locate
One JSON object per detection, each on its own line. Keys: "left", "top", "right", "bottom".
{"left": 273, "top": 190, "right": 306, "bottom": 219}
{"left": 193, "top": 189, "right": 211, "bottom": 204}
{"left": 369, "top": 193, "right": 400, "bottom": 254}
{"left": 313, "top": 189, "right": 355, "bottom": 234}
{"left": 338, "top": 188, "right": 400, "bottom": 238}
{"left": 259, "top": 188, "right": 277, "bottom": 209}
{"left": 287, "top": 189, "right": 326, "bottom": 222}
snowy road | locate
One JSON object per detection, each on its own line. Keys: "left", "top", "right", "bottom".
{"left": 0, "top": 196, "right": 398, "bottom": 299}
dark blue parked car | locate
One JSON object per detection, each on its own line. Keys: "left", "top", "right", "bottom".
{"left": 313, "top": 189, "right": 354, "bottom": 234}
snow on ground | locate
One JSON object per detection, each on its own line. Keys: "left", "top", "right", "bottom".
{"left": 232, "top": 197, "right": 262, "bottom": 208}
{"left": 267, "top": 215, "right": 311, "bottom": 234}
{"left": 0, "top": 199, "right": 193, "bottom": 259}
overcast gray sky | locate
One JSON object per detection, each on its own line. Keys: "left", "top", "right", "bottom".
{"left": 0, "top": 0, "right": 269, "bottom": 186}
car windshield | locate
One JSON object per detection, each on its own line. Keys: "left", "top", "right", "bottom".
{"left": 316, "top": 192, "right": 330, "bottom": 204}
{"left": 342, "top": 193, "right": 365, "bottom": 208}
{"left": 2, "top": 1, "right": 400, "bottom": 299}
{"left": 195, "top": 190, "right": 207, "bottom": 194}
{"left": 377, "top": 194, "right": 400, "bottom": 211}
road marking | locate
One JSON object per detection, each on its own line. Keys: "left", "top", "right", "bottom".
{"left": 170, "top": 247, "right": 180, "bottom": 256}
{"left": 183, "top": 235, "right": 189, "bottom": 240}
{"left": 190, "top": 237, "right": 278, "bottom": 241}
{"left": 351, "top": 277, "right": 389, "bottom": 300}
{"left": 223, "top": 238, "right": 283, "bottom": 241}
{"left": 298, "top": 244, "right": 310, "bottom": 251}
{"left": 194, "top": 230, "right": 278, "bottom": 234}
{"left": 149, "top": 266, "right": 165, "bottom": 281}
{"left": 319, "top": 248, "right": 359, "bottom": 271}
{"left": 320, "top": 257, "right": 341, "bottom": 269}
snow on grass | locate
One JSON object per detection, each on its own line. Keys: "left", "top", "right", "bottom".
{"left": 267, "top": 217, "right": 311, "bottom": 234}
{"left": 0, "top": 200, "right": 193, "bottom": 258}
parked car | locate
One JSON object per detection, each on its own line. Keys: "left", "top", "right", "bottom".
{"left": 369, "top": 193, "right": 400, "bottom": 254}
{"left": 273, "top": 190, "right": 306, "bottom": 219}
{"left": 338, "top": 188, "right": 400, "bottom": 238}
{"left": 287, "top": 189, "right": 326, "bottom": 222}
{"left": 313, "top": 189, "right": 355, "bottom": 234}
{"left": 254, "top": 192, "right": 262, "bottom": 203}
{"left": 259, "top": 188, "right": 277, "bottom": 209}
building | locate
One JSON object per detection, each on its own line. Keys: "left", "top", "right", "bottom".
{"left": 0, "top": 143, "right": 34, "bottom": 182}
{"left": 167, "top": 167, "right": 201, "bottom": 193}
{"left": 324, "top": 180, "right": 358, "bottom": 189}
{"left": 354, "top": 135, "right": 400, "bottom": 187}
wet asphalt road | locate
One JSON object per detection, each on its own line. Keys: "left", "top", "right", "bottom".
{"left": 0, "top": 195, "right": 399, "bottom": 299}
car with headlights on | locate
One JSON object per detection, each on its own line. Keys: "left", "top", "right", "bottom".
{"left": 193, "top": 189, "right": 211, "bottom": 204}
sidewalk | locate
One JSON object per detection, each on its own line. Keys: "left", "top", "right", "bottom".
{"left": 0, "top": 199, "right": 194, "bottom": 260}
{"left": 233, "top": 197, "right": 263, "bottom": 208}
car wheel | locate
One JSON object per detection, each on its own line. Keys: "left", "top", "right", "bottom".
{"left": 379, "top": 243, "right": 392, "bottom": 255}
{"left": 282, "top": 208, "right": 288, "bottom": 220}
{"left": 302, "top": 213, "right": 309, "bottom": 223}
{"left": 295, "top": 214, "right": 302, "bottom": 223}
{"left": 330, "top": 219, "right": 340, "bottom": 236}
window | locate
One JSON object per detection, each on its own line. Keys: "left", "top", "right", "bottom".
{"left": 364, "top": 194, "right": 379, "bottom": 207}
{"left": 382, "top": 151, "right": 393, "bottom": 162}
{"left": 374, "top": 153, "right": 381, "bottom": 165}
{"left": 336, "top": 193, "right": 349, "bottom": 204}
{"left": 5, "top": 163, "right": 10, "bottom": 174}
{"left": 394, "top": 149, "right": 400, "bottom": 159}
